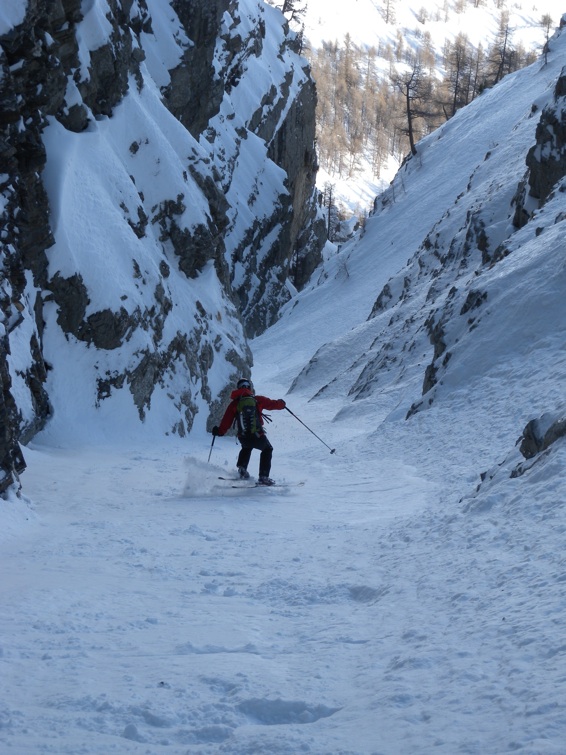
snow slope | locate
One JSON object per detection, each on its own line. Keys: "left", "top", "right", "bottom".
{"left": 303, "top": 0, "right": 558, "bottom": 51}
{"left": 2, "top": 11, "right": 566, "bottom": 755}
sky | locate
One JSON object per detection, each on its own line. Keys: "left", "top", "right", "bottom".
{"left": 1, "top": 2, "right": 566, "bottom": 754}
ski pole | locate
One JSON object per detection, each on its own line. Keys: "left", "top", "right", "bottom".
{"left": 207, "top": 434, "right": 216, "bottom": 463}
{"left": 285, "top": 406, "right": 336, "bottom": 454}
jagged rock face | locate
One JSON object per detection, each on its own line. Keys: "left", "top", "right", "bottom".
{"left": 263, "top": 73, "right": 326, "bottom": 319}
{"left": 0, "top": 0, "right": 322, "bottom": 494}
{"left": 0, "top": 1, "right": 59, "bottom": 489}
{"left": 0, "top": 333, "right": 27, "bottom": 494}
{"left": 192, "top": 0, "right": 324, "bottom": 337}
{"left": 513, "top": 66, "right": 566, "bottom": 227}
{"left": 139, "top": 0, "right": 323, "bottom": 337}
{"left": 165, "top": 0, "right": 230, "bottom": 137}
{"left": 526, "top": 68, "right": 566, "bottom": 202}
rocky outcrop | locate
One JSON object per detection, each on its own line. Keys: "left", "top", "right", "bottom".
{"left": 461, "top": 408, "right": 566, "bottom": 507}
{"left": 0, "top": 0, "right": 323, "bottom": 496}
{"left": 265, "top": 73, "right": 326, "bottom": 300}
{"left": 1, "top": 2, "right": 58, "bottom": 489}
{"left": 513, "top": 65, "right": 566, "bottom": 227}
{"left": 0, "top": 325, "right": 28, "bottom": 495}
{"left": 519, "top": 412, "right": 566, "bottom": 460}
{"left": 165, "top": 0, "right": 229, "bottom": 137}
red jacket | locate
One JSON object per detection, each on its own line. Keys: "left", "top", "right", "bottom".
{"left": 217, "top": 388, "right": 285, "bottom": 436}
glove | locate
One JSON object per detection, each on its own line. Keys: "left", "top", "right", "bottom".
{"left": 279, "top": 400, "right": 286, "bottom": 408}
{"left": 212, "top": 425, "right": 220, "bottom": 436}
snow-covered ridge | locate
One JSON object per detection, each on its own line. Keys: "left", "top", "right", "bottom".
{"left": 268, "top": 23, "right": 566, "bottom": 478}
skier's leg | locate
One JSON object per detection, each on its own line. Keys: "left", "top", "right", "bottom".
{"left": 257, "top": 435, "right": 273, "bottom": 478}
{"left": 237, "top": 444, "right": 252, "bottom": 471}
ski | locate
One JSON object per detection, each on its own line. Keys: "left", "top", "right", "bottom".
{"left": 229, "top": 482, "right": 305, "bottom": 489}
{"left": 217, "top": 476, "right": 304, "bottom": 488}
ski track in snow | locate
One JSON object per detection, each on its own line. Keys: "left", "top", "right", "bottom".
{"left": 3, "top": 385, "right": 566, "bottom": 754}
{"left": 1, "top": 426, "right": 434, "bottom": 754}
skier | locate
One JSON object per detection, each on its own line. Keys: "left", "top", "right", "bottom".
{"left": 212, "top": 378, "right": 286, "bottom": 485}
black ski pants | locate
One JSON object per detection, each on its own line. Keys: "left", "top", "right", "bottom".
{"left": 237, "top": 433, "right": 273, "bottom": 477}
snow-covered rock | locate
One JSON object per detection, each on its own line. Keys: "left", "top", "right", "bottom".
{"left": 0, "top": 0, "right": 323, "bottom": 491}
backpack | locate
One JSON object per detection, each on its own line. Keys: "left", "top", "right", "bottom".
{"left": 235, "top": 395, "right": 262, "bottom": 437}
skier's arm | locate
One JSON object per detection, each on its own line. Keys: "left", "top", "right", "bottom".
{"left": 257, "top": 396, "right": 286, "bottom": 412}
{"left": 216, "top": 400, "right": 238, "bottom": 435}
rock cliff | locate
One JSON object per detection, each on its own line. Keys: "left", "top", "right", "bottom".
{"left": 0, "top": 0, "right": 323, "bottom": 495}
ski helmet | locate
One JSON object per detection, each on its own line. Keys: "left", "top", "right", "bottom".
{"left": 237, "top": 378, "right": 252, "bottom": 390}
